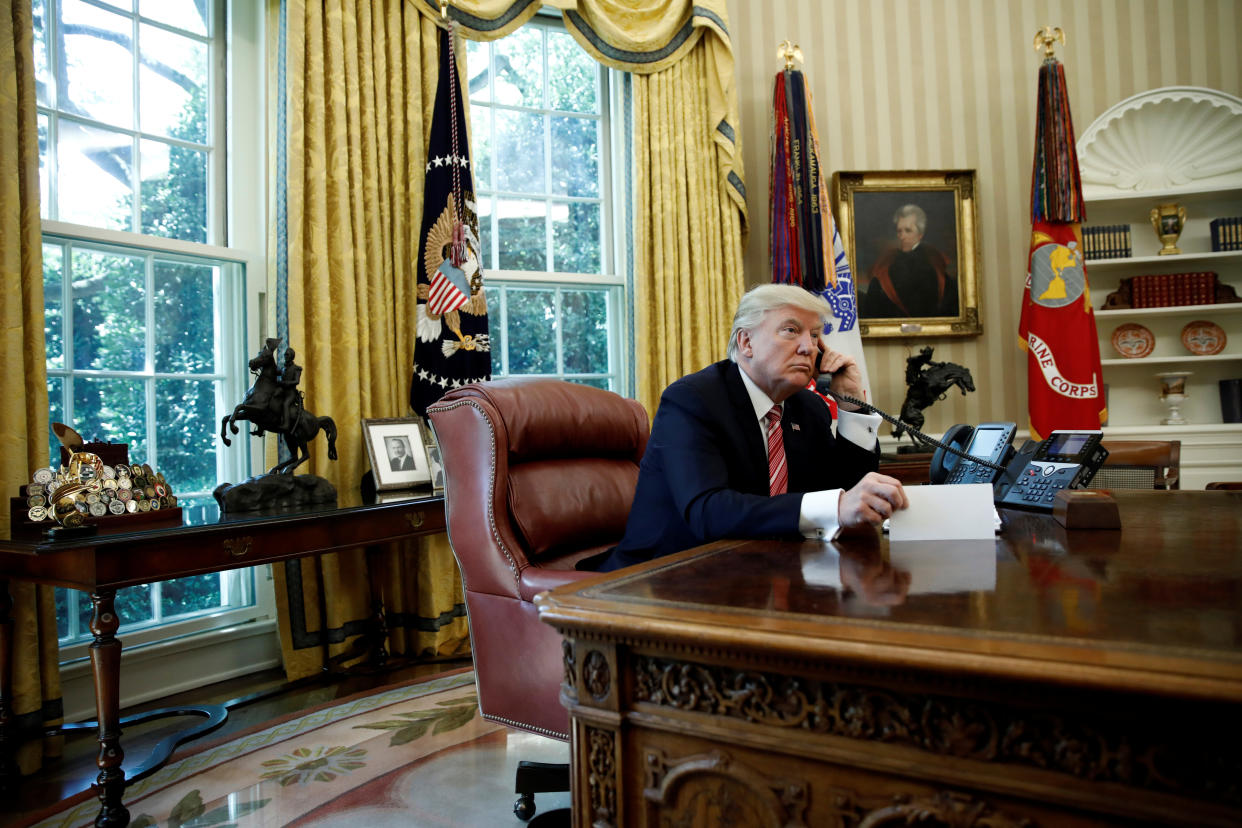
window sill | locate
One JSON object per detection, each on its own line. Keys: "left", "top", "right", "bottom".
{"left": 59, "top": 619, "right": 281, "bottom": 723}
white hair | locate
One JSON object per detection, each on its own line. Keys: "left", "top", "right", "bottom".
{"left": 726, "top": 284, "right": 832, "bottom": 362}
{"left": 893, "top": 204, "right": 927, "bottom": 234}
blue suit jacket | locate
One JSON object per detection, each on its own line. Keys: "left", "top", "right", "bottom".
{"left": 598, "top": 360, "right": 878, "bottom": 571}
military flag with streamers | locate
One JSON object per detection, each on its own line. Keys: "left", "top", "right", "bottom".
{"left": 1018, "top": 37, "right": 1105, "bottom": 439}
{"left": 410, "top": 26, "right": 490, "bottom": 417}
{"left": 770, "top": 64, "right": 871, "bottom": 403}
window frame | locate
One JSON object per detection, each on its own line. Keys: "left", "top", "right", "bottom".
{"left": 33, "top": 0, "right": 276, "bottom": 688}
{"left": 40, "top": 222, "right": 268, "bottom": 660}
{"left": 467, "top": 15, "right": 632, "bottom": 397}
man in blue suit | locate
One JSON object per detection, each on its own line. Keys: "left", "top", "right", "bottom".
{"left": 591, "top": 284, "right": 908, "bottom": 572}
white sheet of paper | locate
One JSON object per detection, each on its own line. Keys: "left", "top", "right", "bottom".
{"left": 888, "top": 483, "right": 996, "bottom": 541}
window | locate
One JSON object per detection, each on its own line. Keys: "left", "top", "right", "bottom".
{"left": 466, "top": 17, "right": 630, "bottom": 394}
{"left": 32, "top": 0, "right": 271, "bottom": 663}
{"left": 42, "top": 233, "right": 256, "bottom": 648}
{"left": 34, "top": 0, "right": 218, "bottom": 240}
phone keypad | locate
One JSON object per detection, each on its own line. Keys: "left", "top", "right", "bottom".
{"left": 946, "top": 460, "right": 995, "bottom": 484}
{"left": 1001, "top": 463, "right": 1079, "bottom": 508}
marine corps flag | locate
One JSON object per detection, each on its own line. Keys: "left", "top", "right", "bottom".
{"left": 769, "top": 57, "right": 871, "bottom": 402}
{"left": 1018, "top": 34, "right": 1104, "bottom": 440}
{"left": 410, "top": 26, "right": 490, "bottom": 417}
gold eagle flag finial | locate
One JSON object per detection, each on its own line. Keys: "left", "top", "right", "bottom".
{"left": 1034, "top": 26, "right": 1065, "bottom": 59}
{"left": 777, "top": 40, "right": 803, "bottom": 72}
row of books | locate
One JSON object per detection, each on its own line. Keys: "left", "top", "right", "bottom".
{"left": 1082, "top": 224, "right": 1131, "bottom": 260}
{"left": 1210, "top": 217, "right": 1242, "bottom": 252}
{"left": 1123, "top": 272, "right": 1220, "bottom": 308}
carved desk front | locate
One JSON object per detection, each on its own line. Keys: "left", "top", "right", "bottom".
{"left": 538, "top": 490, "right": 1242, "bottom": 827}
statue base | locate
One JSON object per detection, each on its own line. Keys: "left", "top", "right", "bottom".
{"left": 214, "top": 474, "right": 337, "bottom": 513}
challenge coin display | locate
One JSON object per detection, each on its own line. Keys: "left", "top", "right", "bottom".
{"left": 15, "top": 455, "right": 179, "bottom": 532}
{"left": 1111, "top": 323, "right": 1155, "bottom": 359}
{"left": 1181, "top": 320, "right": 1226, "bottom": 356}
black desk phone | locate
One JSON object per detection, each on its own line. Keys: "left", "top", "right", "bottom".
{"left": 995, "top": 430, "right": 1109, "bottom": 510}
{"left": 929, "top": 422, "right": 1017, "bottom": 485}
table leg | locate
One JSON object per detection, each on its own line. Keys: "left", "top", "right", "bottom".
{"left": 0, "top": 577, "right": 16, "bottom": 793}
{"left": 90, "top": 589, "right": 129, "bottom": 827}
{"left": 365, "top": 544, "right": 390, "bottom": 670}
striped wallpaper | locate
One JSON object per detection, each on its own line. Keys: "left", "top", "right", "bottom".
{"left": 726, "top": 0, "right": 1242, "bottom": 437}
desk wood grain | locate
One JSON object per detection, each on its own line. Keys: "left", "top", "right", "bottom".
{"left": 538, "top": 491, "right": 1242, "bottom": 827}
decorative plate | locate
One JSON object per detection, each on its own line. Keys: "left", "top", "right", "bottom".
{"left": 1180, "top": 320, "right": 1226, "bottom": 356}
{"left": 1111, "top": 323, "right": 1155, "bottom": 358}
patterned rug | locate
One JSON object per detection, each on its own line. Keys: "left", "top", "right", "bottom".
{"left": 27, "top": 668, "right": 567, "bottom": 828}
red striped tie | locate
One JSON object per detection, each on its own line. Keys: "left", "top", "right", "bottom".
{"left": 765, "top": 406, "right": 788, "bottom": 495}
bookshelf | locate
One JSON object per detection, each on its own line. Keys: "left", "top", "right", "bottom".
{"left": 1077, "top": 87, "right": 1242, "bottom": 488}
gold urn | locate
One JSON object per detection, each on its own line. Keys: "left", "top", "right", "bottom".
{"left": 1150, "top": 203, "right": 1186, "bottom": 255}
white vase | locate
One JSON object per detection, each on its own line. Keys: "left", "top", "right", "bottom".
{"left": 1154, "top": 371, "right": 1192, "bottom": 425}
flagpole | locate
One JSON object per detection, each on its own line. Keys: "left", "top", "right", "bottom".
{"left": 768, "top": 40, "right": 873, "bottom": 402}
{"left": 1018, "top": 26, "right": 1104, "bottom": 439}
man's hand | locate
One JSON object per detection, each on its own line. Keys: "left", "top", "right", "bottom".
{"left": 817, "top": 345, "right": 865, "bottom": 409}
{"left": 838, "top": 472, "right": 908, "bottom": 529}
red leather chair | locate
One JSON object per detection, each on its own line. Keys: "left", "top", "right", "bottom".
{"left": 427, "top": 378, "right": 647, "bottom": 820}
{"left": 1094, "top": 440, "right": 1180, "bottom": 490}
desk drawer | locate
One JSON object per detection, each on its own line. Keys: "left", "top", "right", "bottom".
{"left": 93, "top": 502, "right": 447, "bottom": 587}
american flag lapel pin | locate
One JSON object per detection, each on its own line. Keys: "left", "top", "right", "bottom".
{"left": 791, "top": 423, "right": 801, "bottom": 431}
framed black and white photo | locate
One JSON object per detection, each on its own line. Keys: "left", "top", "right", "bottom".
{"left": 831, "top": 170, "right": 982, "bottom": 339}
{"left": 362, "top": 418, "right": 431, "bottom": 490}
{"left": 424, "top": 441, "right": 445, "bottom": 493}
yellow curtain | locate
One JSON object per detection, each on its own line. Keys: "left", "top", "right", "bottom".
{"left": 421, "top": 0, "right": 747, "bottom": 416}
{"left": 631, "top": 46, "right": 744, "bottom": 410}
{"left": 271, "top": 0, "right": 745, "bottom": 675}
{"left": 1, "top": 0, "right": 63, "bottom": 774}
{"left": 553, "top": 0, "right": 746, "bottom": 413}
{"left": 271, "top": 0, "right": 469, "bottom": 679}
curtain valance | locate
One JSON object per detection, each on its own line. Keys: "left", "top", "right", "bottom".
{"left": 410, "top": 0, "right": 744, "bottom": 216}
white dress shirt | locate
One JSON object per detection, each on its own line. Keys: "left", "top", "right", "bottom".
{"left": 737, "top": 367, "right": 881, "bottom": 540}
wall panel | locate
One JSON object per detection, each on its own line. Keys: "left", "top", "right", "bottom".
{"left": 726, "top": 0, "right": 1242, "bottom": 438}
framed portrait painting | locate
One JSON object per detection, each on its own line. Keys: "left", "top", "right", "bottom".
{"left": 362, "top": 418, "right": 431, "bottom": 491}
{"left": 831, "top": 170, "right": 982, "bottom": 339}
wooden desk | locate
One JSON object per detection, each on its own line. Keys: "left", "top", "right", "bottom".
{"left": 879, "top": 451, "right": 934, "bottom": 485}
{"left": 0, "top": 491, "right": 444, "bottom": 827}
{"left": 537, "top": 491, "right": 1242, "bottom": 827}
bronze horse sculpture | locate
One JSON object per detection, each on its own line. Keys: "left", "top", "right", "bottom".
{"left": 220, "top": 338, "right": 338, "bottom": 474}
{"left": 891, "top": 347, "right": 976, "bottom": 447}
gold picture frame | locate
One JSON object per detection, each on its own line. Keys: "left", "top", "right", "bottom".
{"left": 832, "top": 169, "right": 982, "bottom": 339}
{"left": 362, "top": 417, "right": 431, "bottom": 491}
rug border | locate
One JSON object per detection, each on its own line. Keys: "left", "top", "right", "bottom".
{"left": 15, "top": 665, "right": 475, "bottom": 828}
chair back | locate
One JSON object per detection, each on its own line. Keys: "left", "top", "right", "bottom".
{"left": 1092, "top": 440, "right": 1180, "bottom": 490}
{"left": 427, "top": 378, "right": 648, "bottom": 738}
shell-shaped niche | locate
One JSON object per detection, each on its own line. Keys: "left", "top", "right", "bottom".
{"left": 1077, "top": 87, "right": 1242, "bottom": 196}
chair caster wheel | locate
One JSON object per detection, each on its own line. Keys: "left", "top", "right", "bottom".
{"left": 514, "top": 793, "right": 536, "bottom": 821}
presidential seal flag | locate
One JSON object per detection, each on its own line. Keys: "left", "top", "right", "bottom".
{"left": 769, "top": 50, "right": 871, "bottom": 403}
{"left": 410, "top": 26, "right": 490, "bottom": 417}
{"left": 1018, "top": 30, "right": 1104, "bottom": 440}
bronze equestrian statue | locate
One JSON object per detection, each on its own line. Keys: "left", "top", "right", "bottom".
{"left": 891, "top": 346, "right": 975, "bottom": 448}
{"left": 220, "top": 338, "right": 338, "bottom": 474}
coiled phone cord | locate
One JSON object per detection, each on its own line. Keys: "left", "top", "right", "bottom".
{"left": 826, "top": 390, "right": 1008, "bottom": 473}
